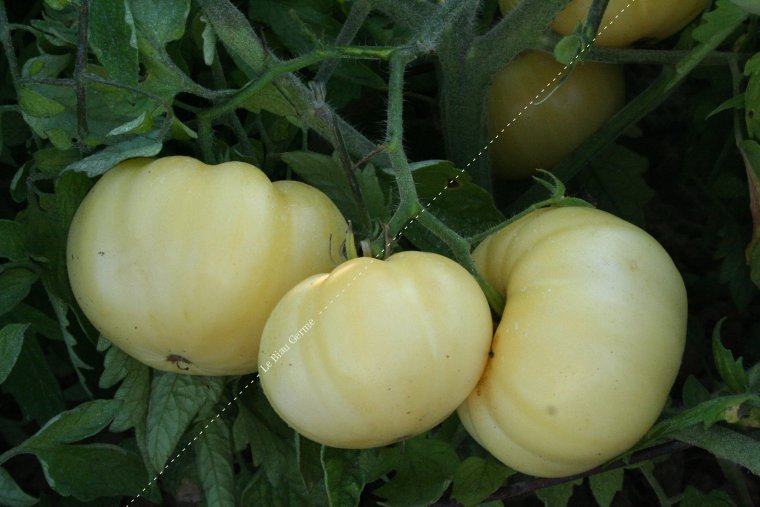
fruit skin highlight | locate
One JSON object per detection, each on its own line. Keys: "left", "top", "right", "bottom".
{"left": 67, "top": 156, "right": 347, "bottom": 376}
{"left": 458, "top": 207, "right": 687, "bottom": 477}
{"left": 259, "top": 251, "right": 493, "bottom": 449}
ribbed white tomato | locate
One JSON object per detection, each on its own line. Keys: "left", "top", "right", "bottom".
{"left": 458, "top": 207, "right": 687, "bottom": 477}
{"left": 259, "top": 252, "right": 493, "bottom": 448}
{"left": 67, "top": 156, "right": 347, "bottom": 375}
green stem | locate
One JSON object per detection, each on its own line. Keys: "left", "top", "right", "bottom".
{"left": 585, "top": 0, "right": 610, "bottom": 44}
{"left": 0, "top": 0, "right": 19, "bottom": 92}
{"left": 384, "top": 51, "right": 421, "bottom": 244}
{"left": 640, "top": 465, "right": 673, "bottom": 507}
{"left": 415, "top": 210, "right": 505, "bottom": 314}
{"left": 197, "top": 47, "right": 393, "bottom": 123}
{"left": 314, "top": 0, "right": 372, "bottom": 85}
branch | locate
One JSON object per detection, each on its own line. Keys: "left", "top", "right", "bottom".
{"left": 0, "top": 0, "right": 19, "bottom": 92}
{"left": 314, "top": 0, "right": 372, "bottom": 85}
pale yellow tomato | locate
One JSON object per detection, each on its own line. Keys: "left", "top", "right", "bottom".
{"left": 499, "top": 0, "right": 709, "bottom": 47}
{"left": 258, "top": 252, "right": 493, "bottom": 448}
{"left": 488, "top": 50, "right": 624, "bottom": 180}
{"left": 458, "top": 206, "right": 687, "bottom": 477}
{"left": 67, "top": 156, "right": 347, "bottom": 376}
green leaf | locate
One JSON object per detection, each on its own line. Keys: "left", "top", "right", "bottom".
{"left": 674, "top": 425, "right": 760, "bottom": 476}
{"left": 128, "top": 0, "right": 190, "bottom": 46}
{"left": 22, "top": 400, "right": 120, "bottom": 450}
{"left": 146, "top": 372, "right": 214, "bottom": 472}
{"left": 110, "top": 353, "right": 151, "bottom": 433}
{"left": 3, "top": 333, "right": 65, "bottom": 425}
{"left": 55, "top": 170, "right": 91, "bottom": 230}
{"left": 680, "top": 485, "right": 736, "bottom": 507}
{"left": 281, "top": 151, "right": 364, "bottom": 227}
{"left": 0, "top": 269, "right": 38, "bottom": 317}
{"left": 536, "top": 480, "right": 581, "bottom": 507}
{"left": 296, "top": 435, "right": 323, "bottom": 494}
{"left": 451, "top": 456, "right": 514, "bottom": 507}
{"left": 195, "top": 418, "right": 235, "bottom": 507}
{"left": 731, "top": 0, "right": 760, "bottom": 15}
{"left": 373, "top": 436, "right": 460, "bottom": 506}
{"left": 321, "top": 447, "right": 366, "bottom": 507}
{"left": 589, "top": 469, "right": 624, "bottom": 507}
{"left": 0, "top": 467, "right": 38, "bottom": 507}
{"left": 201, "top": 16, "right": 217, "bottom": 66}
{"left": 35, "top": 443, "right": 148, "bottom": 501}
{"left": 706, "top": 93, "right": 744, "bottom": 119}
{"left": 106, "top": 112, "right": 148, "bottom": 137}
{"left": 18, "top": 88, "right": 65, "bottom": 118}
{"left": 692, "top": 0, "right": 748, "bottom": 44}
{"left": 46, "top": 290, "right": 93, "bottom": 397}
{"left": 356, "top": 164, "right": 388, "bottom": 222}
{"left": 99, "top": 344, "right": 130, "bottom": 389}
{"left": 0, "top": 221, "right": 28, "bottom": 261}
{"left": 712, "top": 318, "right": 748, "bottom": 393}
{"left": 0, "top": 323, "right": 29, "bottom": 384}
{"left": 554, "top": 34, "right": 583, "bottom": 66}
{"left": 583, "top": 143, "right": 654, "bottom": 226}
{"left": 89, "top": 0, "right": 139, "bottom": 84}
{"left": 65, "top": 133, "right": 163, "bottom": 177}
{"left": 640, "top": 394, "right": 760, "bottom": 446}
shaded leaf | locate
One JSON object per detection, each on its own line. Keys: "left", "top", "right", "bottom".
{"left": 22, "top": 400, "right": 120, "bottom": 450}
{"left": 675, "top": 424, "right": 760, "bottom": 476}
{"left": 0, "top": 323, "right": 29, "bottom": 384}
{"left": 536, "top": 480, "right": 581, "bottom": 507}
{"left": 321, "top": 447, "right": 366, "bottom": 507}
{"left": 451, "top": 456, "right": 514, "bottom": 507}
{"left": 712, "top": 318, "right": 747, "bottom": 393}
{"left": 195, "top": 417, "right": 235, "bottom": 507}
{"left": 89, "top": 0, "right": 139, "bottom": 84}
{"left": 0, "top": 467, "right": 37, "bottom": 507}
{"left": 65, "top": 133, "right": 163, "bottom": 177}
{"left": 0, "top": 269, "right": 38, "bottom": 318}
{"left": 0, "top": 220, "right": 28, "bottom": 261}
{"left": 589, "top": 468, "right": 624, "bottom": 507}
{"left": 35, "top": 443, "right": 148, "bottom": 501}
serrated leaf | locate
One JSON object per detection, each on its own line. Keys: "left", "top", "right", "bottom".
{"left": 35, "top": 443, "right": 148, "bottom": 501}
{"left": 65, "top": 133, "right": 163, "bottom": 176}
{"left": 0, "top": 323, "right": 29, "bottom": 384}
{"left": 0, "top": 221, "right": 28, "bottom": 261}
{"left": 589, "top": 469, "right": 624, "bottom": 507}
{"left": 373, "top": 436, "right": 460, "bottom": 506}
{"left": 18, "top": 88, "right": 65, "bottom": 118}
{"left": 46, "top": 290, "right": 93, "bottom": 396}
{"left": 89, "top": 0, "right": 139, "bottom": 84}
{"left": 674, "top": 425, "right": 760, "bottom": 476}
{"left": 321, "top": 447, "right": 366, "bottom": 507}
{"left": 692, "top": 0, "right": 748, "bottom": 44}
{"left": 0, "top": 467, "right": 37, "bottom": 507}
{"left": 712, "top": 318, "right": 748, "bottom": 393}
{"left": 451, "top": 456, "right": 514, "bottom": 507}
{"left": 235, "top": 400, "right": 294, "bottom": 488}
{"left": 99, "top": 345, "right": 130, "bottom": 389}
{"left": 640, "top": 394, "right": 760, "bottom": 446}
{"left": 110, "top": 354, "right": 151, "bottom": 433}
{"left": 146, "top": 372, "right": 212, "bottom": 472}
{"left": 731, "top": 0, "right": 760, "bottom": 15}
{"left": 536, "top": 480, "right": 581, "bottom": 507}
{"left": 195, "top": 417, "right": 235, "bottom": 507}
{"left": 0, "top": 269, "right": 38, "bottom": 317}
{"left": 22, "top": 400, "right": 120, "bottom": 450}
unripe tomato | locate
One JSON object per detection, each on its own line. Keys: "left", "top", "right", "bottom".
{"left": 458, "top": 207, "right": 687, "bottom": 477}
{"left": 488, "top": 50, "right": 624, "bottom": 180}
{"left": 258, "top": 252, "right": 493, "bottom": 448}
{"left": 499, "top": 0, "right": 708, "bottom": 47}
{"left": 67, "top": 156, "right": 347, "bottom": 376}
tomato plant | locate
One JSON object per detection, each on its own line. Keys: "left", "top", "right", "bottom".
{"left": 259, "top": 251, "right": 493, "bottom": 448}
{"left": 488, "top": 50, "right": 625, "bottom": 179}
{"left": 499, "top": 0, "right": 710, "bottom": 47}
{"left": 67, "top": 156, "right": 347, "bottom": 376}
{"left": 458, "top": 206, "right": 687, "bottom": 477}
{"left": 1, "top": 1, "right": 759, "bottom": 506}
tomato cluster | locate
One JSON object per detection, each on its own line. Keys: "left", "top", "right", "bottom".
{"left": 490, "top": 0, "right": 709, "bottom": 179}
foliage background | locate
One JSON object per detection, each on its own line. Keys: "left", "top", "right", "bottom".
{"left": 0, "top": 0, "right": 759, "bottom": 506}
